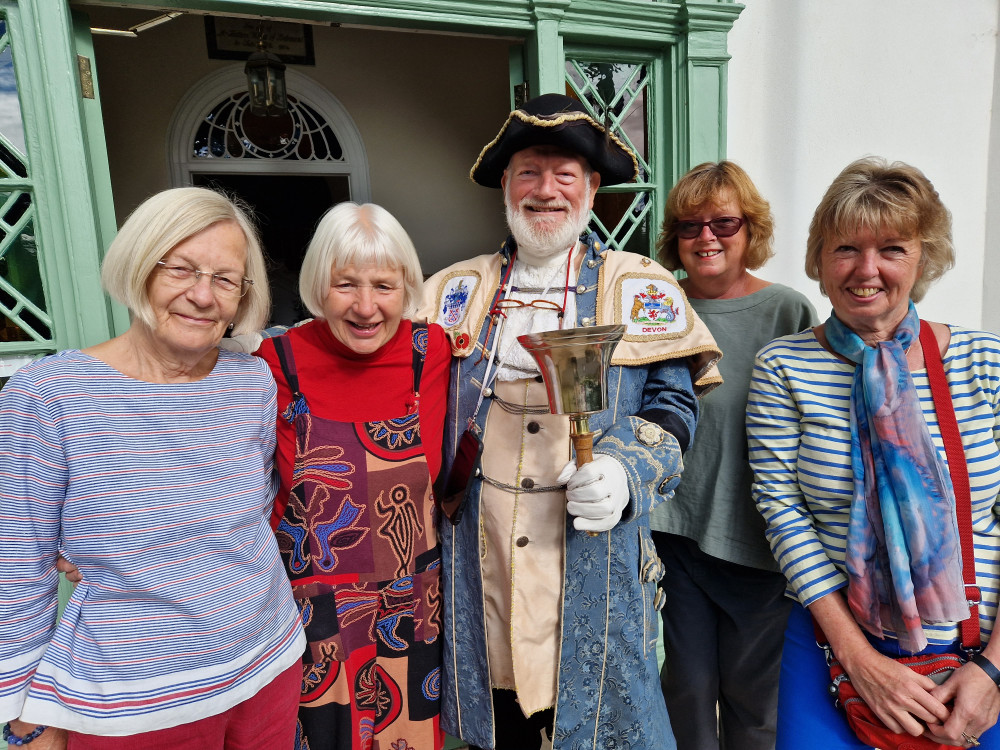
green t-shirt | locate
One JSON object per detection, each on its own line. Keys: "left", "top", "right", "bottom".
{"left": 650, "top": 283, "right": 818, "bottom": 570}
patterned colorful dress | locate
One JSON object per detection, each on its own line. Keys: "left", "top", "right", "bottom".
{"left": 259, "top": 320, "right": 448, "bottom": 750}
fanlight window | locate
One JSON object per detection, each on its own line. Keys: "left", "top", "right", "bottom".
{"left": 193, "top": 92, "right": 344, "bottom": 162}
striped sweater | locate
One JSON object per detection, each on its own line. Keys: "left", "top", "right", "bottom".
{"left": 746, "top": 326, "right": 1000, "bottom": 645}
{"left": 0, "top": 350, "right": 305, "bottom": 735}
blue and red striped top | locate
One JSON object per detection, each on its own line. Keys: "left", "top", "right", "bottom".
{"left": 0, "top": 349, "right": 304, "bottom": 735}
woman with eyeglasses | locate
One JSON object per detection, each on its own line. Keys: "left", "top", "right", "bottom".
{"left": 0, "top": 187, "right": 305, "bottom": 749}
{"left": 254, "top": 202, "right": 450, "bottom": 750}
{"left": 650, "top": 161, "right": 817, "bottom": 750}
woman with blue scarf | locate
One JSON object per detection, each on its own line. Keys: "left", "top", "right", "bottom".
{"left": 747, "top": 157, "right": 1000, "bottom": 748}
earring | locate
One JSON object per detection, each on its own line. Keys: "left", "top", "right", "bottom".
{"left": 227, "top": 323, "right": 235, "bottom": 331}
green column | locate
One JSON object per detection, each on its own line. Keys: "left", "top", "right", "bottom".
{"left": 526, "top": 0, "right": 570, "bottom": 96}
{"left": 680, "top": 1, "right": 744, "bottom": 170}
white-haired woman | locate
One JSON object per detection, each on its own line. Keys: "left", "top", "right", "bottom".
{"left": 255, "top": 202, "right": 451, "bottom": 750}
{"left": 0, "top": 187, "right": 305, "bottom": 749}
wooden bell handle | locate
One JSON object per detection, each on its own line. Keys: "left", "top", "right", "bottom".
{"left": 569, "top": 429, "right": 600, "bottom": 537}
{"left": 571, "top": 431, "right": 594, "bottom": 467}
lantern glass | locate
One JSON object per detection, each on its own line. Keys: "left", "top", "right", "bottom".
{"left": 244, "top": 50, "right": 287, "bottom": 117}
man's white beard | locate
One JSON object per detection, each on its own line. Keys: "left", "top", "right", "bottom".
{"left": 505, "top": 178, "right": 592, "bottom": 265}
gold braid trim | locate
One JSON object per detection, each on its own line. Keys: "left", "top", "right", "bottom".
{"left": 469, "top": 109, "right": 639, "bottom": 183}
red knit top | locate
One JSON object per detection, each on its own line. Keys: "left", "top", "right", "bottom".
{"left": 256, "top": 318, "right": 451, "bottom": 528}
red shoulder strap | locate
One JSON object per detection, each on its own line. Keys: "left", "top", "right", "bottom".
{"left": 920, "top": 320, "right": 981, "bottom": 652}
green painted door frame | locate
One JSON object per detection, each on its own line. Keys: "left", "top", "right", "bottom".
{"left": 1, "top": 0, "right": 742, "bottom": 357}
{"left": 0, "top": 1, "right": 123, "bottom": 359}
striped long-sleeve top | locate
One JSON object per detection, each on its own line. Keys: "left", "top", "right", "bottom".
{"left": 0, "top": 349, "right": 305, "bottom": 735}
{"left": 746, "top": 326, "right": 1000, "bottom": 645}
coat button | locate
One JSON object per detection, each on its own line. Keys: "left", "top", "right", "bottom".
{"left": 521, "top": 477, "right": 535, "bottom": 489}
{"left": 516, "top": 536, "right": 530, "bottom": 547}
{"left": 483, "top": 387, "right": 493, "bottom": 398}
{"left": 576, "top": 284, "right": 586, "bottom": 294}
{"left": 527, "top": 421, "right": 540, "bottom": 434}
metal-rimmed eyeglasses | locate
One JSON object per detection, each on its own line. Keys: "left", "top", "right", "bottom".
{"left": 493, "top": 298, "right": 564, "bottom": 313}
{"left": 675, "top": 216, "right": 745, "bottom": 239}
{"left": 155, "top": 261, "right": 253, "bottom": 298}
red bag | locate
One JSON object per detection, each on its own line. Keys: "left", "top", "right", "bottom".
{"left": 828, "top": 653, "right": 964, "bottom": 750}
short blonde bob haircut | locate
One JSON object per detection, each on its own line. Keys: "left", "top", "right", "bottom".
{"left": 656, "top": 160, "right": 774, "bottom": 272}
{"left": 298, "top": 202, "right": 424, "bottom": 319}
{"left": 101, "top": 187, "right": 270, "bottom": 335}
{"left": 805, "top": 157, "right": 954, "bottom": 303}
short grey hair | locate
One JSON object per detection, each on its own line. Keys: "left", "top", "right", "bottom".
{"left": 101, "top": 187, "right": 270, "bottom": 334}
{"left": 299, "top": 202, "right": 424, "bottom": 319}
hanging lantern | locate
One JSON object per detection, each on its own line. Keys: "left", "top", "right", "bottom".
{"left": 245, "top": 39, "right": 287, "bottom": 117}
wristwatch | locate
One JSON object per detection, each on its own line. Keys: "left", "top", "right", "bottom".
{"left": 970, "top": 653, "right": 1000, "bottom": 687}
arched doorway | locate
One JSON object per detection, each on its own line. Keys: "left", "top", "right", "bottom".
{"left": 167, "top": 66, "right": 370, "bottom": 324}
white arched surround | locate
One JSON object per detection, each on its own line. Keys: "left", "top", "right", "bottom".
{"left": 167, "top": 66, "right": 371, "bottom": 201}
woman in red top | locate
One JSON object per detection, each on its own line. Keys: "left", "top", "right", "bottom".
{"left": 256, "top": 202, "right": 450, "bottom": 750}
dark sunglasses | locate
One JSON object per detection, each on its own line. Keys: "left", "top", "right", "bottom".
{"left": 675, "top": 216, "right": 745, "bottom": 239}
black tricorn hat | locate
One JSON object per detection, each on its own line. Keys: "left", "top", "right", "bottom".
{"left": 470, "top": 93, "right": 639, "bottom": 189}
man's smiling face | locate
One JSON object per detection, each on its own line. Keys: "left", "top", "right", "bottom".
{"left": 502, "top": 145, "right": 600, "bottom": 258}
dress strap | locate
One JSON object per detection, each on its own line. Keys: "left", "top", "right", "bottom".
{"left": 411, "top": 322, "right": 428, "bottom": 399}
{"left": 273, "top": 335, "right": 310, "bottom": 422}
{"left": 273, "top": 335, "right": 302, "bottom": 400}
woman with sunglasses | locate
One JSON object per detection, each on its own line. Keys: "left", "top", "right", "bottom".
{"left": 651, "top": 161, "right": 816, "bottom": 750}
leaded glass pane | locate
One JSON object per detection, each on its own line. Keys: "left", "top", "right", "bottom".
{"left": 590, "top": 192, "right": 653, "bottom": 255}
{"left": 567, "top": 58, "right": 654, "bottom": 255}
{"left": 0, "top": 21, "right": 28, "bottom": 177}
{"left": 1, "top": 208, "right": 52, "bottom": 343}
{"left": 0, "top": 18, "right": 52, "bottom": 349}
{"left": 566, "top": 60, "right": 649, "bottom": 174}
{"left": 192, "top": 92, "right": 343, "bottom": 162}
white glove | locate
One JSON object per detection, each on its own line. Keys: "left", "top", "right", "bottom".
{"left": 557, "top": 454, "right": 630, "bottom": 532}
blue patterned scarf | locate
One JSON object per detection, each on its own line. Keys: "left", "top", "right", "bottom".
{"left": 825, "top": 302, "right": 967, "bottom": 653}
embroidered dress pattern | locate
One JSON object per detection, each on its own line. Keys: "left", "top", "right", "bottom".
{"left": 272, "top": 330, "right": 442, "bottom": 750}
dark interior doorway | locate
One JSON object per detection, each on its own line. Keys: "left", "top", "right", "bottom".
{"left": 193, "top": 173, "right": 350, "bottom": 325}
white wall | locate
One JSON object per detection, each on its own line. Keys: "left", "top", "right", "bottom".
{"left": 727, "top": 0, "right": 999, "bottom": 331}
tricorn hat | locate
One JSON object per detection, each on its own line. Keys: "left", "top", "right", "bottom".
{"left": 470, "top": 93, "right": 639, "bottom": 189}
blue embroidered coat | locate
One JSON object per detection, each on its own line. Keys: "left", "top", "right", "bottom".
{"left": 421, "top": 233, "right": 722, "bottom": 750}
